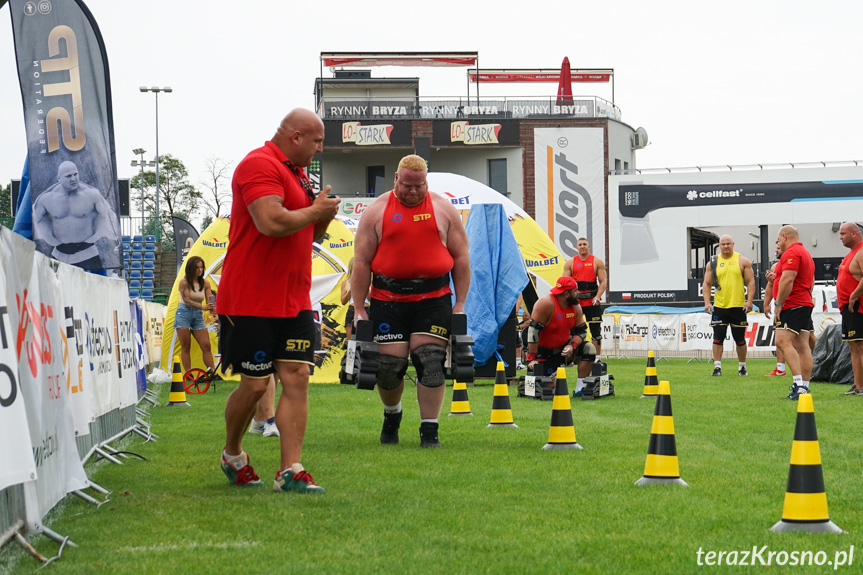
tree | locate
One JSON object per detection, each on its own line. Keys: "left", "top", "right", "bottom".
{"left": 200, "top": 157, "right": 232, "bottom": 220}
{"left": 201, "top": 213, "right": 214, "bottom": 231}
{"left": 130, "top": 154, "right": 201, "bottom": 246}
{"left": 0, "top": 182, "right": 12, "bottom": 221}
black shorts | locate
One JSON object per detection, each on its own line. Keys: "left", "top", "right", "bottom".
{"left": 709, "top": 306, "right": 748, "bottom": 327}
{"left": 774, "top": 305, "right": 814, "bottom": 334}
{"left": 218, "top": 312, "right": 315, "bottom": 377}
{"left": 344, "top": 305, "right": 370, "bottom": 328}
{"left": 369, "top": 295, "right": 452, "bottom": 345}
{"left": 841, "top": 305, "right": 863, "bottom": 341}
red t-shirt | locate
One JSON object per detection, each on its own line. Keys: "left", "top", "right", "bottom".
{"left": 217, "top": 141, "right": 313, "bottom": 317}
{"left": 775, "top": 242, "right": 814, "bottom": 309}
{"left": 369, "top": 191, "right": 453, "bottom": 302}
{"left": 570, "top": 254, "right": 598, "bottom": 306}
{"left": 837, "top": 243, "right": 862, "bottom": 312}
{"left": 538, "top": 296, "right": 578, "bottom": 350}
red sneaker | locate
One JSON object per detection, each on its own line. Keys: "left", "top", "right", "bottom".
{"left": 765, "top": 368, "right": 786, "bottom": 376}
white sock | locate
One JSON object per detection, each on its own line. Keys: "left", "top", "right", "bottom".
{"left": 420, "top": 418, "right": 438, "bottom": 424}
{"left": 283, "top": 462, "right": 304, "bottom": 476}
{"left": 777, "top": 362, "right": 786, "bottom": 371}
{"left": 223, "top": 450, "right": 245, "bottom": 470}
{"left": 714, "top": 361, "right": 722, "bottom": 368}
{"left": 739, "top": 362, "right": 746, "bottom": 369}
{"left": 792, "top": 375, "right": 803, "bottom": 386}
{"left": 802, "top": 380, "right": 810, "bottom": 389}
{"left": 384, "top": 402, "right": 402, "bottom": 414}
{"left": 576, "top": 378, "right": 585, "bottom": 392}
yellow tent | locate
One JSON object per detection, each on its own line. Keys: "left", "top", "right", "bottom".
{"left": 160, "top": 216, "right": 355, "bottom": 383}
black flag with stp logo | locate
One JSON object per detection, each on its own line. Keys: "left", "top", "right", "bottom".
{"left": 8, "top": 0, "right": 122, "bottom": 271}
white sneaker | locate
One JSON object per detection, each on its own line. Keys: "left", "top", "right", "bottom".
{"left": 515, "top": 361, "right": 526, "bottom": 370}
{"left": 262, "top": 421, "right": 280, "bottom": 437}
{"left": 248, "top": 419, "right": 265, "bottom": 434}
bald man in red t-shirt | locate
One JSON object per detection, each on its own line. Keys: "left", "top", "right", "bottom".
{"left": 352, "top": 154, "right": 470, "bottom": 448}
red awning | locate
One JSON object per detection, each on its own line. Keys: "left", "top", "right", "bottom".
{"left": 322, "top": 52, "right": 478, "bottom": 68}
{"left": 469, "top": 69, "right": 612, "bottom": 83}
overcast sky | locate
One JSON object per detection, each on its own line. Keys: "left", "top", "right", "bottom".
{"left": 1, "top": 0, "right": 861, "bottom": 219}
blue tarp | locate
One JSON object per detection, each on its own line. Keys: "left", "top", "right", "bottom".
{"left": 12, "top": 157, "right": 32, "bottom": 240}
{"left": 464, "top": 204, "right": 528, "bottom": 365}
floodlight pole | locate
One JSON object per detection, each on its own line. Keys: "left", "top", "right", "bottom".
{"left": 139, "top": 86, "right": 173, "bottom": 239}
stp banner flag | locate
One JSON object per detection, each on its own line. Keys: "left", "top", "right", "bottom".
{"left": 9, "top": 0, "right": 122, "bottom": 272}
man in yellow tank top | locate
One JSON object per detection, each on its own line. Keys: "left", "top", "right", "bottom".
{"left": 702, "top": 235, "right": 755, "bottom": 376}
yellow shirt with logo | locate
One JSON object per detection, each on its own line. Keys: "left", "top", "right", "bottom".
{"left": 714, "top": 252, "right": 745, "bottom": 308}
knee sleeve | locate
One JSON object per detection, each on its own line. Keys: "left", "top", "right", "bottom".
{"left": 730, "top": 325, "right": 747, "bottom": 347}
{"left": 589, "top": 323, "right": 602, "bottom": 342}
{"left": 410, "top": 344, "right": 447, "bottom": 388}
{"left": 712, "top": 324, "right": 728, "bottom": 346}
{"left": 377, "top": 355, "right": 408, "bottom": 390}
{"left": 575, "top": 340, "right": 597, "bottom": 363}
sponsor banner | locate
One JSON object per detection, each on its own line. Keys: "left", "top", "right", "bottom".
{"left": 618, "top": 315, "right": 650, "bottom": 351}
{"left": 81, "top": 271, "right": 139, "bottom": 414}
{"left": 533, "top": 128, "right": 606, "bottom": 260}
{"left": 508, "top": 100, "right": 596, "bottom": 117}
{"left": 322, "top": 54, "right": 477, "bottom": 68}
{"left": 55, "top": 263, "right": 94, "bottom": 435}
{"left": 10, "top": 0, "right": 123, "bottom": 271}
{"left": 0, "top": 245, "right": 37, "bottom": 492}
{"left": 324, "top": 120, "right": 413, "bottom": 147}
{"left": 650, "top": 314, "right": 679, "bottom": 350}
{"left": 172, "top": 217, "right": 200, "bottom": 273}
{"left": 141, "top": 300, "right": 165, "bottom": 365}
{"left": 339, "top": 199, "right": 374, "bottom": 219}
{"left": 131, "top": 301, "right": 148, "bottom": 398}
{"left": 432, "top": 119, "right": 520, "bottom": 147}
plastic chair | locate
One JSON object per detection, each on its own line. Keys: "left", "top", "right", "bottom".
{"left": 143, "top": 261, "right": 155, "bottom": 270}
{"left": 144, "top": 243, "right": 156, "bottom": 252}
{"left": 131, "top": 261, "right": 142, "bottom": 270}
{"left": 122, "top": 242, "right": 131, "bottom": 252}
{"left": 132, "top": 242, "right": 143, "bottom": 252}
{"left": 144, "top": 235, "right": 156, "bottom": 243}
{"left": 129, "top": 270, "right": 142, "bottom": 280}
{"left": 123, "top": 252, "right": 130, "bottom": 261}
{"left": 142, "top": 280, "right": 154, "bottom": 289}
{"left": 143, "top": 270, "right": 155, "bottom": 279}
{"left": 141, "top": 289, "right": 153, "bottom": 300}
{"left": 143, "top": 252, "right": 155, "bottom": 261}
{"left": 128, "top": 289, "right": 140, "bottom": 299}
{"left": 131, "top": 252, "right": 143, "bottom": 261}
{"left": 129, "top": 280, "right": 141, "bottom": 289}
{"left": 122, "top": 235, "right": 132, "bottom": 243}
{"left": 132, "top": 235, "right": 143, "bottom": 243}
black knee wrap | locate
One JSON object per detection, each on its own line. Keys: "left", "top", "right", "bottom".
{"left": 712, "top": 324, "right": 728, "bottom": 345}
{"left": 730, "top": 325, "right": 747, "bottom": 347}
{"left": 575, "top": 340, "right": 597, "bottom": 363}
{"left": 377, "top": 355, "right": 408, "bottom": 390}
{"left": 411, "top": 344, "right": 447, "bottom": 387}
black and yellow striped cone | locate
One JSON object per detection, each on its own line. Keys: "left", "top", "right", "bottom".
{"left": 770, "top": 394, "right": 842, "bottom": 533}
{"left": 165, "top": 356, "right": 190, "bottom": 406}
{"left": 640, "top": 351, "right": 659, "bottom": 398}
{"left": 543, "top": 367, "right": 581, "bottom": 450}
{"left": 448, "top": 380, "right": 473, "bottom": 416}
{"left": 487, "top": 362, "right": 517, "bottom": 428}
{"left": 635, "top": 381, "right": 687, "bottom": 486}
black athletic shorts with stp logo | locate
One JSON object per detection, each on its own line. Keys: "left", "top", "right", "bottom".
{"left": 218, "top": 311, "right": 315, "bottom": 377}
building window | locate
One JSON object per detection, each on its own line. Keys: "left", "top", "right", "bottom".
{"left": 488, "top": 159, "right": 508, "bottom": 196}
{"left": 366, "top": 166, "right": 385, "bottom": 197}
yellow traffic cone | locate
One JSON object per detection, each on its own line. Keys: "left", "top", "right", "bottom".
{"left": 166, "top": 356, "right": 190, "bottom": 406}
{"left": 641, "top": 351, "right": 659, "bottom": 398}
{"left": 448, "top": 380, "right": 473, "bottom": 416}
{"left": 635, "top": 381, "right": 687, "bottom": 485}
{"left": 487, "top": 362, "right": 517, "bottom": 428}
{"left": 771, "top": 394, "right": 842, "bottom": 533}
{"left": 543, "top": 367, "right": 581, "bottom": 450}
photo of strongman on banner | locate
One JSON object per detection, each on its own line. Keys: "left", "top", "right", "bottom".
{"left": 9, "top": 0, "right": 123, "bottom": 272}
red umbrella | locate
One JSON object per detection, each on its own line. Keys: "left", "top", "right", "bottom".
{"left": 556, "top": 56, "right": 573, "bottom": 104}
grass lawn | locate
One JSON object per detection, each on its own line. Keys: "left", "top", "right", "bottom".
{"left": 3, "top": 358, "right": 860, "bottom": 574}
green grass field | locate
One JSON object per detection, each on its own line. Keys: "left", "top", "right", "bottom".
{"left": 3, "top": 358, "right": 861, "bottom": 574}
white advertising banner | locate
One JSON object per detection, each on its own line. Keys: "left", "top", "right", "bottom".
{"left": 533, "top": 127, "right": 605, "bottom": 261}
{"left": 618, "top": 314, "right": 650, "bottom": 351}
{"left": 57, "top": 263, "right": 95, "bottom": 435}
{"left": 649, "top": 314, "right": 679, "bottom": 351}
{"left": 0, "top": 260, "right": 37, "bottom": 492}
{"left": 81, "top": 273, "right": 139, "bottom": 416}
{"left": 141, "top": 300, "right": 165, "bottom": 365}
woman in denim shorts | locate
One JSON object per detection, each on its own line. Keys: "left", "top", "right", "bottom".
{"left": 176, "top": 255, "right": 216, "bottom": 374}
